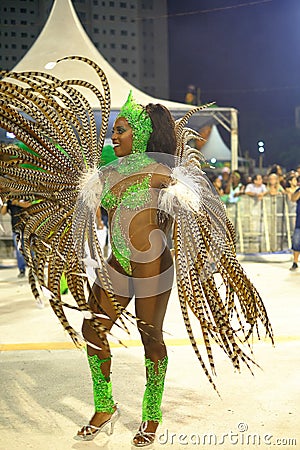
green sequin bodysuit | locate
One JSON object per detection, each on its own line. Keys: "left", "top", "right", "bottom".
{"left": 101, "top": 154, "right": 156, "bottom": 275}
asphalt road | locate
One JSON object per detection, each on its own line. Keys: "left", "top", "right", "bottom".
{"left": 0, "top": 260, "right": 299, "bottom": 450}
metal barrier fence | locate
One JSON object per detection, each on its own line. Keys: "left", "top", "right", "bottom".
{"left": 226, "top": 195, "right": 296, "bottom": 254}
{"left": 0, "top": 213, "right": 15, "bottom": 264}
{"left": 0, "top": 195, "right": 296, "bottom": 265}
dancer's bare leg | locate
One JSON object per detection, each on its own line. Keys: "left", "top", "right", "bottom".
{"left": 77, "top": 258, "right": 133, "bottom": 436}
{"left": 131, "top": 237, "right": 174, "bottom": 446}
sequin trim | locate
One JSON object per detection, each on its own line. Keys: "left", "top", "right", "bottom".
{"left": 101, "top": 158, "right": 154, "bottom": 274}
{"left": 142, "top": 356, "right": 168, "bottom": 423}
{"left": 117, "top": 91, "right": 153, "bottom": 154}
{"left": 87, "top": 354, "right": 115, "bottom": 413}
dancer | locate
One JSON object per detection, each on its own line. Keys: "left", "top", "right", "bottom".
{"left": 0, "top": 57, "right": 273, "bottom": 447}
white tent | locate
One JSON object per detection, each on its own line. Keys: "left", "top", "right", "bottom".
{"left": 201, "top": 125, "right": 232, "bottom": 162}
{"left": 10, "top": 0, "right": 239, "bottom": 169}
{"left": 12, "top": 0, "right": 188, "bottom": 111}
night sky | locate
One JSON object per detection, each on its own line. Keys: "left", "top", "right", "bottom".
{"left": 167, "top": 0, "right": 300, "bottom": 169}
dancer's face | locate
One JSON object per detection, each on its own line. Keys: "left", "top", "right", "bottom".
{"left": 112, "top": 117, "right": 133, "bottom": 157}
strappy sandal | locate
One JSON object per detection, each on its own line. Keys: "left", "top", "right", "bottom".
{"left": 74, "top": 405, "right": 119, "bottom": 441}
{"left": 132, "top": 421, "right": 156, "bottom": 447}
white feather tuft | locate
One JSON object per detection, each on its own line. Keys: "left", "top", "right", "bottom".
{"left": 78, "top": 167, "right": 103, "bottom": 209}
{"left": 158, "top": 165, "right": 204, "bottom": 215}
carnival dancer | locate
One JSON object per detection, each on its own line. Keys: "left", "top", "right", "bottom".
{"left": 0, "top": 57, "right": 273, "bottom": 447}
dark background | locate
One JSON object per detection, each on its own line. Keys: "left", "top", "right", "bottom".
{"left": 167, "top": 0, "right": 300, "bottom": 169}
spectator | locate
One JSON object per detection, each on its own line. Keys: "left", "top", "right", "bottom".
{"left": 290, "top": 184, "right": 300, "bottom": 271}
{"left": 0, "top": 196, "right": 31, "bottom": 278}
{"left": 266, "top": 173, "right": 285, "bottom": 196}
{"left": 285, "top": 172, "right": 299, "bottom": 201}
{"left": 268, "top": 163, "right": 285, "bottom": 187}
{"left": 225, "top": 170, "right": 245, "bottom": 203}
{"left": 220, "top": 166, "right": 231, "bottom": 192}
{"left": 208, "top": 173, "right": 228, "bottom": 203}
{"left": 245, "top": 174, "right": 267, "bottom": 200}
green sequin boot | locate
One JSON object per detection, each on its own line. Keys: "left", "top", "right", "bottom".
{"left": 87, "top": 354, "right": 115, "bottom": 414}
{"left": 133, "top": 356, "right": 168, "bottom": 446}
{"left": 142, "top": 355, "right": 168, "bottom": 423}
{"left": 75, "top": 354, "right": 119, "bottom": 441}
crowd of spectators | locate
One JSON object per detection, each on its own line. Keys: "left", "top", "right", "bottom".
{"left": 208, "top": 163, "right": 300, "bottom": 205}
{"left": 207, "top": 163, "right": 300, "bottom": 272}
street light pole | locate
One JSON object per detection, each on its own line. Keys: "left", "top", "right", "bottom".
{"left": 258, "top": 140, "right": 265, "bottom": 172}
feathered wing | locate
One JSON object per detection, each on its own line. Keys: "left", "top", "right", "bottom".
{"left": 159, "top": 109, "right": 274, "bottom": 393}
{"left": 0, "top": 56, "right": 127, "bottom": 346}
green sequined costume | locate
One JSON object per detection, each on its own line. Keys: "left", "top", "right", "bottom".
{"left": 142, "top": 356, "right": 168, "bottom": 423}
{"left": 101, "top": 153, "right": 156, "bottom": 274}
{"left": 87, "top": 353, "right": 115, "bottom": 414}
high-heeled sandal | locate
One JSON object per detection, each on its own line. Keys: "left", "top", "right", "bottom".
{"left": 74, "top": 404, "right": 120, "bottom": 441}
{"left": 132, "top": 421, "right": 156, "bottom": 447}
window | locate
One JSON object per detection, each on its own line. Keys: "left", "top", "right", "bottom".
{"left": 94, "top": 28, "right": 99, "bottom": 33}
{"left": 121, "top": 30, "right": 128, "bottom": 36}
{"left": 21, "top": 44, "right": 28, "bottom": 49}
{"left": 93, "top": 14, "right": 99, "bottom": 19}
{"left": 111, "top": 57, "right": 116, "bottom": 62}
{"left": 142, "top": 0, "right": 153, "bottom": 8}
{"left": 120, "top": 2, "right": 126, "bottom": 7}
{"left": 20, "top": 20, "right": 27, "bottom": 25}
{"left": 121, "top": 44, "right": 127, "bottom": 49}
{"left": 11, "top": 44, "right": 16, "bottom": 49}
{"left": 21, "top": 32, "right": 27, "bottom": 37}
{"left": 110, "top": 43, "right": 116, "bottom": 48}
{"left": 121, "top": 58, "right": 128, "bottom": 63}
{"left": 110, "top": 29, "right": 115, "bottom": 35}
{"left": 109, "top": 1, "right": 115, "bottom": 5}
{"left": 109, "top": 15, "right": 115, "bottom": 21}
{"left": 20, "top": 8, "right": 26, "bottom": 13}
{"left": 11, "top": 19, "right": 16, "bottom": 24}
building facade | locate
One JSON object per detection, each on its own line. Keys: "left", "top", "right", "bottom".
{"left": 0, "top": 0, "right": 170, "bottom": 98}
